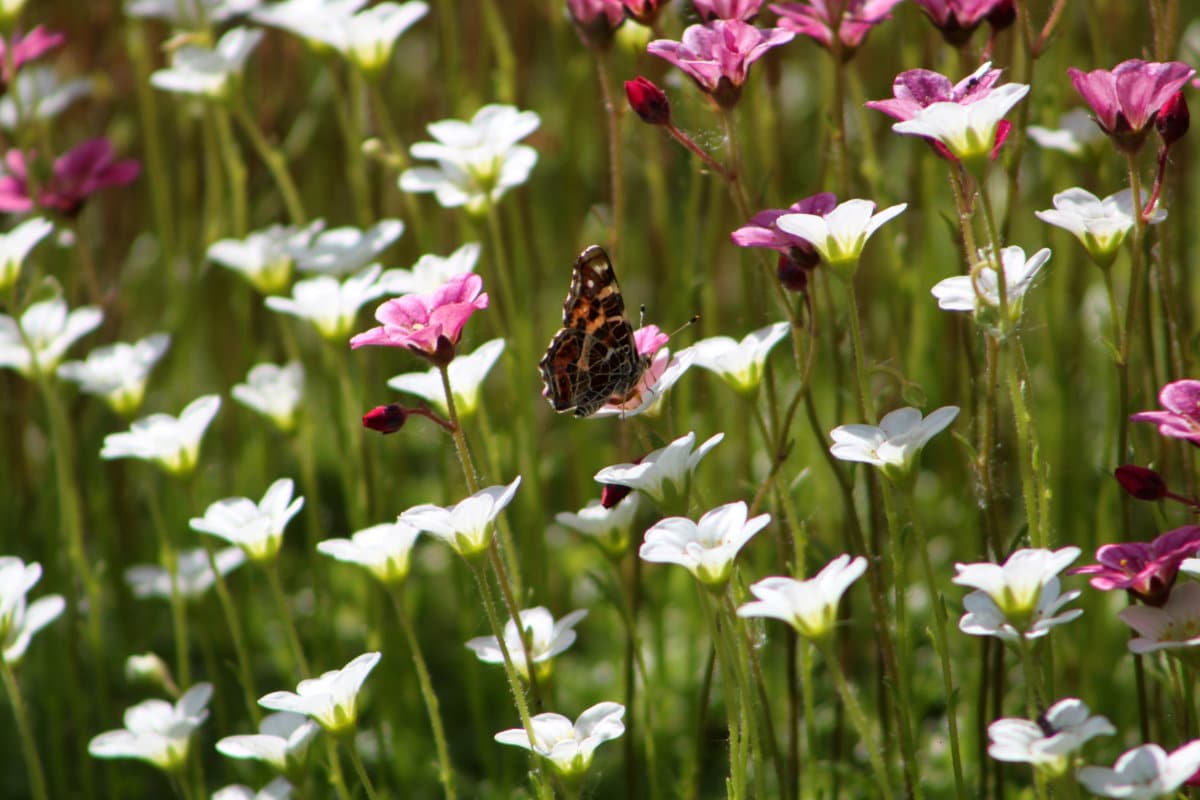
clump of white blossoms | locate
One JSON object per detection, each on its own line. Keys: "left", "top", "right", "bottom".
{"left": 379, "top": 241, "right": 480, "bottom": 295}
{"left": 0, "top": 296, "right": 102, "bottom": 378}
{"left": 208, "top": 221, "right": 325, "bottom": 294}
{"left": 0, "top": 216, "right": 52, "bottom": 290}
{"left": 88, "top": 683, "right": 214, "bottom": 772}
{"left": 58, "top": 333, "right": 171, "bottom": 417}
{"left": 317, "top": 520, "right": 422, "bottom": 585}
{"left": 125, "top": 547, "right": 246, "bottom": 601}
{"left": 265, "top": 264, "right": 387, "bottom": 340}
{"left": 1036, "top": 188, "right": 1165, "bottom": 269}
{"left": 466, "top": 607, "right": 588, "bottom": 680}
{"left": 387, "top": 338, "right": 504, "bottom": 419}
{"left": 640, "top": 501, "right": 770, "bottom": 588}
{"left": 292, "top": 219, "right": 404, "bottom": 275}
{"left": 1078, "top": 741, "right": 1200, "bottom": 799}
{"left": 776, "top": 198, "right": 907, "bottom": 279}
{"left": 100, "top": 394, "right": 221, "bottom": 476}
{"left": 216, "top": 711, "right": 320, "bottom": 777}
{"left": 691, "top": 321, "right": 790, "bottom": 395}
{"left": 931, "top": 246, "right": 1050, "bottom": 331}
{"left": 830, "top": 405, "right": 959, "bottom": 484}
{"left": 954, "top": 547, "right": 1083, "bottom": 641}
{"left": 987, "top": 697, "right": 1115, "bottom": 777}
{"left": 594, "top": 431, "right": 723, "bottom": 511}
{"left": 737, "top": 554, "right": 867, "bottom": 642}
{"left": 149, "top": 26, "right": 263, "bottom": 98}
{"left": 556, "top": 493, "right": 640, "bottom": 560}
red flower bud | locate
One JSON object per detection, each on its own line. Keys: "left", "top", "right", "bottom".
{"left": 625, "top": 77, "right": 671, "bottom": 126}
{"left": 600, "top": 482, "right": 633, "bottom": 509}
{"left": 363, "top": 404, "right": 408, "bottom": 434}
{"left": 1114, "top": 464, "right": 1168, "bottom": 501}
{"left": 1156, "top": 91, "right": 1189, "bottom": 149}
{"left": 986, "top": 0, "right": 1016, "bottom": 31}
{"left": 776, "top": 252, "right": 810, "bottom": 293}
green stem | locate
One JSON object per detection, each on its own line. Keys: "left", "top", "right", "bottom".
{"left": 145, "top": 486, "right": 191, "bottom": 689}
{"left": 843, "top": 280, "right": 875, "bottom": 422}
{"left": 210, "top": 105, "right": 247, "bottom": 236}
{"left": 230, "top": 99, "right": 308, "bottom": 225}
{"left": 344, "top": 737, "right": 380, "bottom": 800}
{"left": 326, "top": 341, "right": 370, "bottom": 531}
{"left": 196, "top": 540, "right": 260, "bottom": 725}
{"left": 1, "top": 661, "right": 49, "bottom": 800}
{"left": 478, "top": 0, "right": 516, "bottom": 103}
{"left": 438, "top": 363, "right": 480, "bottom": 494}
{"left": 326, "top": 740, "right": 353, "bottom": 800}
{"left": 814, "top": 637, "right": 894, "bottom": 800}
{"left": 696, "top": 589, "right": 746, "bottom": 799}
{"left": 1016, "top": 636, "right": 1045, "bottom": 715}
{"left": 265, "top": 560, "right": 310, "bottom": 677}
{"left": 594, "top": 50, "right": 623, "bottom": 258}
{"left": 363, "top": 75, "right": 429, "bottom": 251}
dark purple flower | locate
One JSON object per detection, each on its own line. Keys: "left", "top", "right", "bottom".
{"left": 1070, "top": 526, "right": 1200, "bottom": 606}
{"left": 1068, "top": 59, "right": 1196, "bottom": 153}
{"left": 1114, "top": 465, "right": 1168, "bottom": 501}
{"left": 771, "top": 0, "right": 903, "bottom": 58}
{"left": 0, "top": 137, "right": 141, "bottom": 216}
{"left": 566, "top": 0, "right": 626, "bottom": 49}
{"left": 913, "top": 0, "right": 1011, "bottom": 46}
{"left": 0, "top": 26, "right": 65, "bottom": 83}
{"left": 693, "top": 0, "right": 762, "bottom": 21}
{"left": 1131, "top": 379, "right": 1200, "bottom": 444}
{"left": 647, "top": 19, "right": 794, "bottom": 108}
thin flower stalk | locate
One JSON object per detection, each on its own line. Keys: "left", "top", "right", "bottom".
{"left": 144, "top": 486, "right": 192, "bottom": 691}
{"left": 125, "top": 26, "right": 177, "bottom": 268}
{"left": 197, "top": 539, "right": 261, "bottom": 726}
{"left": 323, "top": 341, "right": 370, "bottom": 531}
{"left": 594, "top": 51, "right": 622, "bottom": 258}
{"left": 695, "top": 587, "right": 749, "bottom": 798}
{"left": 343, "top": 742, "right": 379, "bottom": 800}
{"left": 363, "top": 75, "right": 430, "bottom": 252}
{"left": 1, "top": 659, "right": 48, "bottom": 800}
{"left": 230, "top": 98, "right": 307, "bottom": 225}
{"left": 265, "top": 561, "right": 310, "bottom": 678}
{"left": 326, "top": 56, "right": 373, "bottom": 226}
{"left": 209, "top": 103, "right": 247, "bottom": 236}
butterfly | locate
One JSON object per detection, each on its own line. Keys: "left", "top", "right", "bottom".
{"left": 538, "top": 245, "right": 651, "bottom": 418}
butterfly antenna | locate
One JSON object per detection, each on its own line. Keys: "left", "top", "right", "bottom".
{"left": 668, "top": 315, "right": 700, "bottom": 338}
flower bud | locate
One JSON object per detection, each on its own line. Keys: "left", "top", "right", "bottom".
{"left": 600, "top": 482, "right": 633, "bottom": 509}
{"left": 625, "top": 77, "right": 671, "bottom": 126}
{"left": 1156, "top": 91, "right": 1189, "bottom": 149}
{"left": 986, "top": 0, "right": 1016, "bottom": 31}
{"left": 622, "top": 0, "right": 670, "bottom": 26}
{"left": 363, "top": 404, "right": 408, "bottom": 434}
{"left": 1114, "top": 464, "right": 1168, "bottom": 501}
{"left": 776, "top": 252, "right": 809, "bottom": 293}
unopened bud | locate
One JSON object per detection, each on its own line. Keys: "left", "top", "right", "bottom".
{"left": 1156, "top": 91, "right": 1189, "bottom": 149}
{"left": 776, "top": 252, "right": 809, "bottom": 293}
{"left": 625, "top": 77, "right": 671, "bottom": 125}
{"left": 363, "top": 404, "right": 408, "bottom": 434}
{"left": 1114, "top": 464, "right": 1168, "bottom": 501}
{"left": 986, "top": 0, "right": 1016, "bottom": 31}
{"left": 622, "top": 0, "right": 670, "bottom": 26}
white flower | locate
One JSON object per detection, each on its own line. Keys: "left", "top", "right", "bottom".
{"left": 387, "top": 338, "right": 504, "bottom": 417}
{"left": 494, "top": 702, "right": 625, "bottom": 778}
{"left": 292, "top": 219, "right": 404, "bottom": 275}
{"left": 399, "top": 104, "right": 540, "bottom": 214}
{"left": 1027, "top": 109, "right": 1105, "bottom": 157}
{"left": 736, "top": 554, "right": 867, "bottom": 641}
{"left": 987, "top": 698, "right": 1114, "bottom": 776}
{"left": 125, "top": 546, "right": 246, "bottom": 600}
{"left": 1078, "top": 741, "right": 1200, "bottom": 799}
{"left": 0, "top": 68, "right": 92, "bottom": 131}
{"left": 399, "top": 477, "right": 521, "bottom": 558}
{"left": 594, "top": 431, "right": 723, "bottom": 509}
{"left": 640, "top": 501, "right": 769, "bottom": 587}
{"left": 216, "top": 711, "right": 320, "bottom": 773}
{"left": 251, "top": 0, "right": 367, "bottom": 42}
{"left": 555, "top": 494, "right": 640, "bottom": 558}
{"left": 589, "top": 344, "right": 695, "bottom": 419}
{"left": 378, "top": 241, "right": 481, "bottom": 295}
{"left": 829, "top": 405, "right": 959, "bottom": 481}
{"left": 149, "top": 27, "right": 263, "bottom": 98}
{"left": 100, "top": 394, "right": 221, "bottom": 476}
{"left": 0, "top": 557, "right": 65, "bottom": 664}
{"left": 299, "top": 1, "right": 428, "bottom": 74}
{"left": 776, "top": 198, "right": 907, "bottom": 278}
{"left": 232, "top": 361, "right": 304, "bottom": 432}
{"left": 691, "top": 321, "right": 789, "bottom": 394}
{"left": 189, "top": 478, "right": 304, "bottom": 564}
{"left": 466, "top": 607, "right": 587, "bottom": 679}
{"left": 265, "top": 264, "right": 386, "bottom": 340}
{"left": 892, "top": 83, "right": 1030, "bottom": 168}
{"left": 1119, "top": 580, "right": 1200, "bottom": 655}
{"left": 212, "top": 778, "right": 294, "bottom": 800}
{"left": 258, "top": 652, "right": 381, "bottom": 734}
{"left": 208, "top": 221, "right": 325, "bottom": 294}
{"left": 1035, "top": 188, "right": 1165, "bottom": 268}
{"left": 317, "top": 520, "right": 422, "bottom": 585}
{"left": 126, "top": 0, "right": 261, "bottom": 25}
{"left": 88, "top": 683, "right": 213, "bottom": 771}
{"left": 58, "top": 333, "right": 171, "bottom": 417}
{"left": 0, "top": 297, "right": 102, "bottom": 377}
{"left": 931, "top": 246, "right": 1051, "bottom": 322}
{"left": 0, "top": 216, "right": 52, "bottom": 290}
{"left": 954, "top": 547, "right": 1083, "bottom": 641}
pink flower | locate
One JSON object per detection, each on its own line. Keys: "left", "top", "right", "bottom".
{"left": 913, "top": 0, "right": 1012, "bottom": 46}
{"left": 771, "top": 0, "right": 903, "bottom": 57}
{"left": 566, "top": 0, "right": 626, "bottom": 49}
{"left": 1131, "top": 379, "right": 1200, "bottom": 444}
{"left": 1068, "top": 59, "right": 1196, "bottom": 153}
{"left": 0, "top": 26, "right": 65, "bottom": 83}
{"left": 693, "top": 0, "right": 762, "bottom": 21}
{"left": 1070, "top": 526, "right": 1200, "bottom": 607}
{"left": 731, "top": 192, "right": 837, "bottom": 257}
{"left": 647, "top": 19, "right": 793, "bottom": 108}
{"left": 0, "top": 138, "right": 140, "bottom": 216}
{"left": 350, "top": 273, "right": 488, "bottom": 364}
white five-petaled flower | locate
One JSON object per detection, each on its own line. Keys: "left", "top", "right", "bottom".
{"left": 0, "top": 68, "right": 93, "bottom": 131}
{"left": 1118, "top": 580, "right": 1200, "bottom": 655}
{"left": 378, "top": 241, "right": 481, "bottom": 296}
{"left": 232, "top": 361, "right": 305, "bottom": 432}
{"left": 149, "top": 27, "right": 263, "bottom": 98}
{"left": 555, "top": 494, "right": 641, "bottom": 559}
{"left": 494, "top": 702, "right": 625, "bottom": 778}
{"left": 1036, "top": 188, "right": 1165, "bottom": 268}
{"left": 58, "top": 333, "right": 171, "bottom": 417}
{"left": 251, "top": 0, "right": 365, "bottom": 40}
{"left": 258, "top": 652, "right": 381, "bottom": 735}
{"left": 126, "top": 0, "right": 261, "bottom": 25}
{"left": 216, "top": 711, "right": 320, "bottom": 774}
{"left": 208, "top": 221, "right": 325, "bottom": 294}
{"left": 466, "top": 607, "right": 588, "bottom": 679}
{"left": 88, "top": 683, "right": 214, "bottom": 771}
{"left": 691, "top": 321, "right": 790, "bottom": 395}
{"left": 736, "top": 554, "right": 867, "bottom": 641}
{"left": 265, "top": 264, "right": 387, "bottom": 340}
{"left": 0, "top": 296, "right": 102, "bottom": 378}
{"left": 189, "top": 478, "right": 304, "bottom": 564}
{"left": 954, "top": 547, "right": 1083, "bottom": 641}
{"left": 830, "top": 405, "right": 959, "bottom": 483}
{"left": 594, "top": 431, "right": 723, "bottom": 510}
{"left": 399, "top": 104, "right": 540, "bottom": 215}
{"left": 987, "top": 698, "right": 1115, "bottom": 777}
{"left": 125, "top": 546, "right": 246, "bottom": 600}
{"left": 317, "top": 520, "right": 422, "bottom": 585}
{"left": 399, "top": 477, "right": 521, "bottom": 558}
{"left": 100, "top": 394, "right": 221, "bottom": 476}
{"left": 1078, "top": 741, "right": 1200, "bottom": 799}
{"left": 931, "top": 246, "right": 1051, "bottom": 326}
{"left": 292, "top": 219, "right": 404, "bottom": 275}
{"left": 892, "top": 83, "right": 1030, "bottom": 171}
{"left": 0, "top": 216, "right": 52, "bottom": 290}
{"left": 387, "top": 338, "right": 504, "bottom": 417}
{"left": 776, "top": 198, "right": 907, "bottom": 278}
{"left": 211, "top": 778, "right": 294, "bottom": 800}
{"left": 1026, "top": 109, "right": 1105, "bottom": 157}
{"left": 0, "top": 557, "right": 65, "bottom": 664}
{"left": 309, "top": 1, "right": 429, "bottom": 74}
{"left": 640, "top": 501, "right": 770, "bottom": 587}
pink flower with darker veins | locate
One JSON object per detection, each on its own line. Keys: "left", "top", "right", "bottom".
{"left": 771, "top": 0, "right": 903, "bottom": 58}
{"left": 1069, "top": 59, "right": 1196, "bottom": 154}
{"left": 693, "top": 0, "right": 762, "bottom": 21}
{"left": 1131, "top": 379, "right": 1200, "bottom": 445}
{"left": 0, "top": 138, "right": 140, "bottom": 216}
{"left": 913, "top": 0, "right": 1013, "bottom": 46}
{"left": 350, "top": 273, "right": 488, "bottom": 365}
{"left": 647, "top": 19, "right": 793, "bottom": 108}
{"left": 1070, "top": 526, "right": 1200, "bottom": 607}
{"left": 0, "top": 26, "right": 65, "bottom": 84}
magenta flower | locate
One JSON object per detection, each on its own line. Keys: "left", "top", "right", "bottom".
{"left": 731, "top": 192, "right": 837, "bottom": 270}
{"left": 693, "top": 0, "right": 762, "bottom": 21}
{"left": 566, "top": 0, "right": 626, "bottom": 49}
{"left": 913, "top": 0, "right": 1012, "bottom": 46}
{"left": 350, "top": 273, "right": 488, "bottom": 364}
{"left": 0, "top": 26, "right": 65, "bottom": 83}
{"left": 771, "top": 0, "right": 903, "bottom": 57}
{"left": 1071, "top": 526, "right": 1200, "bottom": 607}
{"left": 866, "top": 62, "right": 1004, "bottom": 122}
{"left": 1068, "top": 59, "right": 1196, "bottom": 153}
{"left": 0, "top": 138, "right": 140, "bottom": 216}
{"left": 647, "top": 19, "right": 793, "bottom": 108}
{"left": 1131, "top": 379, "right": 1200, "bottom": 444}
